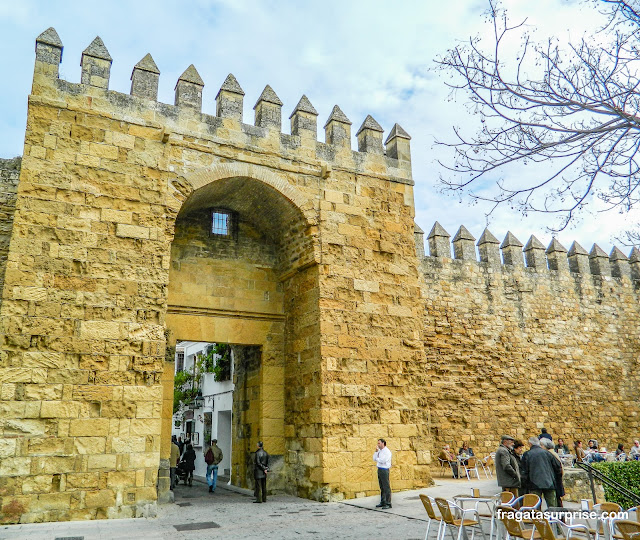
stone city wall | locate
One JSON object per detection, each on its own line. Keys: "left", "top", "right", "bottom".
{"left": 0, "top": 27, "right": 426, "bottom": 523}
{"left": 418, "top": 223, "right": 640, "bottom": 460}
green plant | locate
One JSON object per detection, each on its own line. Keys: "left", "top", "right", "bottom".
{"left": 173, "top": 363, "right": 200, "bottom": 414}
{"left": 211, "top": 343, "right": 231, "bottom": 382}
{"left": 172, "top": 344, "right": 232, "bottom": 413}
{"left": 592, "top": 461, "right": 640, "bottom": 509}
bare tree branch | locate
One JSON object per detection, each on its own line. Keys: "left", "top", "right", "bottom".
{"left": 435, "top": 0, "right": 640, "bottom": 243}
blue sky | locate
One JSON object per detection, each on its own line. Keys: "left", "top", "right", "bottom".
{"left": 0, "top": 0, "right": 636, "bottom": 255}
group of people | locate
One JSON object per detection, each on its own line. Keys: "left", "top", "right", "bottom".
{"left": 170, "top": 435, "right": 198, "bottom": 489}
{"left": 169, "top": 436, "right": 271, "bottom": 504}
{"left": 575, "top": 438, "right": 640, "bottom": 462}
{"left": 496, "top": 432, "right": 564, "bottom": 508}
{"left": 438, "top": 441, "right": 475, "bottom": 479}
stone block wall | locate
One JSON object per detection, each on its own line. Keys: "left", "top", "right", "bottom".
{"left": 419, "top": 225, "right": 640, "bottom": 458}
{"left": 0, "top": 28, "right": 425, "bottom": 523}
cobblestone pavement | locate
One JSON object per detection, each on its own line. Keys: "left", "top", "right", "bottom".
{"left": 0, "top": 476, "right": 501, "bottom": 540}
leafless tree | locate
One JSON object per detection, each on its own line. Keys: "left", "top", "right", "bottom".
{"left": 436, "top": 0, "right": 640, "bottom": 244}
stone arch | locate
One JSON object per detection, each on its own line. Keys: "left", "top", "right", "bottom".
{"left": 178, "top": 162, "right": 316, "bottom": 226}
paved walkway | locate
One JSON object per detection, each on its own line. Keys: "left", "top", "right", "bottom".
{"left": 0, "top": 474, "right": 502, "bottom": 540}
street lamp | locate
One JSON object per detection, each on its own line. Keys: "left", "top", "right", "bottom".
{"left": 193, "top": 390, "right": 204, "bottom": 409}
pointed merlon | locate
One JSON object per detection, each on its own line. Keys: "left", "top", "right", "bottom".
{"left": 254, "top": 84, "right": 282, "bottom": 108}
{"left": 324, "top": 105, "right": 351, "bottom": 128}
{"left": 568, "top": 241, "right": 588, "bottom": 256}
{"left": 290, "top": 95, "right": 318, "bottom": 118}
{"left": 477, "top": 227, "right": 499, "bottom": 246}
{"left": 217, "top": 73, "right": 244, "bottom": 97}
{"left": 414, "top": 222, "right": 424, "bottom": 234}
{"left": 384, "top": 123, "right": 411, "bottom": 144}
{"left": 133, "top": 53, "right": 159, "bottom": 74}
{"left": 453, "top": 225, "right": 475, "bottom": 242}
{"left": 36, "top": 27, "right": 63, "bottom": 48}
{"left": 427, "top": 221, "right": 450, "bottom": 239}
{"left": 356, "top": 115, "right": 383, "bottom": 136}
{"left": 524, "top": 235, "right": 545, "bottom": 251}
{"left": 610, "top": 246, "right": 628, "bottom": 261}
{"left": 630, "top": 247, "right": 640, "bottom": 263}
{"left": 177, "top": 64, "right": 204, "bottom": 87}
{"left": 590, "top": 243, "right": 608, "bottom": 258}
{"left": 82, "top": 36, "right": 112, "bottom": 61}
{"left": 546, "top": 238, "right": 567, "bottom": 254}
{"left": 500, "top": 231, "right": 523, "bottom": 249}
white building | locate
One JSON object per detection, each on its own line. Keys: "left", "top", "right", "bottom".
{"left": 172, "top": 341, "right": 234, "bottom": 479}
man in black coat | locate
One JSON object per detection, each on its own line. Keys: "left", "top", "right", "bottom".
{"left": 522, "top": 436, "right": 561, "bottom": 509}
{"left": 253, "top": 441, "right": 269, "bottom": 503}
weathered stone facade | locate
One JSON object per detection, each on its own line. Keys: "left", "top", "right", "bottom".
{"left": 0, "top": 27, "right": 638, "bottom": 525}
{"left": 0, "top": 29, "right": 426, "bottom": 523}
{"left": 420, "top": 225, "right": 640, "bottom": 455}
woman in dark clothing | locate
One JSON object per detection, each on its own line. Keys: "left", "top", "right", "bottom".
{"left": 182, "top": 443, "right": 197, "bottom": 486}
{"left": 513, "top": 440, "right": 527, "bottom": 497}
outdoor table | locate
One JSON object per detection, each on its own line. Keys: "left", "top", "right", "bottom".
{"left": 452, "top": 493, "right": 497, "bottom": 513}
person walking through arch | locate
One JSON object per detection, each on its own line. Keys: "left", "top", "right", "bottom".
{"left": 204, "top": 438, "right": 223, "bottom": 493}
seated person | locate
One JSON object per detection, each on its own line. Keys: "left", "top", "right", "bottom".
{"left": 574, "top": 440, "right": 586, "bottom": 462}
{"left": 458, "top": 441, "right": 474, "bottom": 466}
{"left": 439, "top": 444, "right": 459, "bottom": 478}
{"left": 554, "top": 438, "right": 569, "bottom": 455}
{"left": 615, "top": 443, "right": 627, "bottom": 461}
{"left": 630, "top": 440, "right": 640, "bottom": 459}
{"left": 586, "top": 439, "right": 605, "bottom": 462}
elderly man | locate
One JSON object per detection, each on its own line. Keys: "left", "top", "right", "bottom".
{"left": 439, "top": 444, "right": 459, "bottom": 479}
{"left": 630, "top": 440, "right": 640, "bottom": 460}
{"left": 523, "top": 436, "right": 561, "bottom": 509}
{"left": 495, "top": 435, "right": 520, "bottom": 496}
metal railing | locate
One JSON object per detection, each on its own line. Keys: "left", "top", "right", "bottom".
{"left": 576, "top": 461, "right": 640, "bottom": 508}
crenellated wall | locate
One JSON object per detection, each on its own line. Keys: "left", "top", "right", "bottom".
{"left": 0, "top": 28, "right": 426, "bottom": 524}
{"left": 2, "top": 25, "right": 638, "bottom": 526}
{"left": 417, "top": 222, "right": 640, "bottom": 456}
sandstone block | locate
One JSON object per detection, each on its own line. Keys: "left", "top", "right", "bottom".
{"left": 69, "top": 418, "right": 110, "bottom": 436}
{"left": 79, "top": 321, "right": 121, "bottom": 340}
{"left": 85, "top": 489, "right": 116, "bottom": 508}
{"left": 74, "top": 437, "right": 106, "bottom": 454}
{"left": 66, "top": 473, "right": 99, "bottom": 490}
{"left": 87, "top": 454, "right": 117, "bottom": 470}
{"left": 0, "top": 457, "right": 31, "bottom": 476}
{"left": 115, "top": 223, "right": 149, "bottom": 239}
{"left": 40, "top": 401, "right": 80, "bottom": 418}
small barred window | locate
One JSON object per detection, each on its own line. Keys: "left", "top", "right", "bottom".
{"left": 211, "top": 209, "right": 235, "bottom": 238}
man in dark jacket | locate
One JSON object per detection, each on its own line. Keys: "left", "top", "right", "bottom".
{"left": 253, "top": 441, "right": 269, "bottom": 503}
{"left": 538, "top": 428, "right": 552, "bottom": 442}
{"left": 495, "top": 435, "right": 520, "bottom": 496}
{"left": 522, "top": 436, "right": 561, "bottom": 509}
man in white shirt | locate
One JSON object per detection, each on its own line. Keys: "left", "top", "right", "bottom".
{"left": 373, "top": 438, "right": 392, "bottom": 509}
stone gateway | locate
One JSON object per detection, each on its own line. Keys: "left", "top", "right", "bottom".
{"left": 0, "top": 28, "right": 638, "bottom": 524}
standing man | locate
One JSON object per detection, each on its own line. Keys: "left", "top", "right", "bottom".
{"left": 170, "top": 437, "right": 180, "bottom": 490}
{"left": 204, "top": 439, "right": 224, "bottom": 493}
{"left": 253, "top": 441, "right": 269, "bottom": 503}
{"left": 495, "top": 435, "right": 520, "bottom": 496}
{"left": 522, "top": 436, "right": 561, "bottom": 509}
{"left": 538, "top": 428, "right": 552, "bottom": 442}
{"left": 373, "top": 438, "right": 392, "bottom": 510}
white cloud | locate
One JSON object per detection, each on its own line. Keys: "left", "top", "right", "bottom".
{"left": 0, "top": 0, "right": 635, "bottom": 253}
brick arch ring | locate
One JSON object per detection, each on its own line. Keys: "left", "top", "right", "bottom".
{"left": 181, "top": 162, "right": 316, "bottom": 226}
